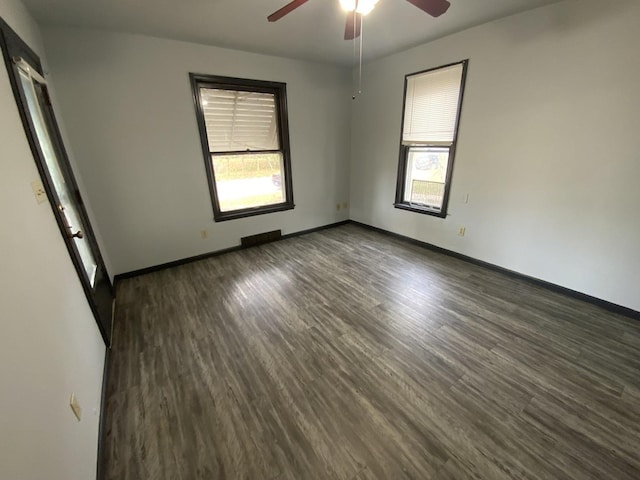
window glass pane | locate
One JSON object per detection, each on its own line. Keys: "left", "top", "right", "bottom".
{"left": 213, "top": 152, "right": 286, "bottom": 212}
{"left": 402, "top": 64, "right": 463, "bottom": 145}
{"left": 201, "top": 88, "right": 279, "bottom": 152}
{"left": 403, "top": 147, "right": 450, "bottom": 210}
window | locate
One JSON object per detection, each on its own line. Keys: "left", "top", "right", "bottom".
{"left": 190, "top": 74, "right": 294, "bottom": 222}
{"left": 395, "top": 60, "right": 468, "bottom": 218}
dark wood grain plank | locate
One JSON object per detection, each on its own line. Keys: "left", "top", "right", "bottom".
{"left": 103, "top": 224, "right": 640, "bottom": 479}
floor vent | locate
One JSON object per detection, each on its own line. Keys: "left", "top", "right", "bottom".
{"left": 241, "top": 229, "right": 282, "bottom": 248}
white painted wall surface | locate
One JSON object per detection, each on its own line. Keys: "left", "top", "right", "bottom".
{"left": 41, "top": 28, "right": 352, "bottom": 275}
{"left": 350, "top": 0, "right": 640, "bottom": 312}
{"left": 0, "top": 1, "right": 106, "bottom": 479}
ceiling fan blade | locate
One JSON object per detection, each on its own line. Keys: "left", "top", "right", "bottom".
{"left": 344, "top": 11, "right": 362, "bottom": 40}
{"left": 267, "top": 0, "right": 309, "bottom": 22}
{"left": 405, "top": 0, "right": 451, "bottom": 17}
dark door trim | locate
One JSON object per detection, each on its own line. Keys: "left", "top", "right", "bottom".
{"left": 0, "top": 17, "right": 114, "bottom": 346}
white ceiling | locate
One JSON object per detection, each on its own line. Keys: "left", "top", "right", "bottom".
{"left": 21, "top": 0, "right": 562, "bottom": 65}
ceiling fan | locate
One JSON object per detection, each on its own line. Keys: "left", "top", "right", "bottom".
{"left": 267, "top": 0, "right": 451, "bottom": 40}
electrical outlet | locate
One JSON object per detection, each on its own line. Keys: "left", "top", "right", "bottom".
{"left": 200, "top": 230, "right": 208, "bottom": 239}
{"left": 458, "top": 227, "right": 466, "bottom": 237}
{"left": 31, "top": 180, "right": 47, "bottom": 204}
{"left": 342, "top": 202, "right": 348, "bottom": 209}
{"left": 70, "top": 393, "right": 82, "bottom": 421}
{"left": 336, "top": 203, "right": 341, "bottom": 211}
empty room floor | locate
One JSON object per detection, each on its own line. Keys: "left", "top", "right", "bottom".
{"left": 103, "top": 224, "right": 640, "bottom": 479}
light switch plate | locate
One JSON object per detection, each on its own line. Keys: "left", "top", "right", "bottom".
{"left": 70, "top": 393, "right": 82, "bottom": 422}
{"left": 31, "top": 180, "right": 47, "bottom": 204}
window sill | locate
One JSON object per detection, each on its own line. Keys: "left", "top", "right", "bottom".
{"left": 214, "top": 202, "right": 295, "bottom": 222}
{"left": 393, "top": 202, "right": 447, "bottom": 218}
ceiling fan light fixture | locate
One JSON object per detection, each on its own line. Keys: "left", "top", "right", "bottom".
{"left": 339, "top": 0, "right": 355, "bottom": 12}
{"left": 339, "top": 0, "right": 379, "bottom": 15}
{"left": 357, "top": 0, "right": 379, "bottom": 15}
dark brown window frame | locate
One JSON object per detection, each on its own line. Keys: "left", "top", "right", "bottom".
{"left": 394, "top": 60, "right": 469, "bottom": 219}
{"left": 189, "top": 74, "right": 295, "bottom": 222}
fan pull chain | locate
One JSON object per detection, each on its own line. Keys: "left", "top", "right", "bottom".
{"left": 352, "top": 11, "right": 357, "bottom": 99}
{"left": 352, "top": 12, "right": 364, "bottom": 100}
{"left": 358, "top": 13, "right": 363, "bottom": 96}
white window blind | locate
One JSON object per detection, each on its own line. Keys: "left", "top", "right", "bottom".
{"left": 201, "top": 88, "right": 279, "bottom": 152}
{"left": 402, "top": 64, "right": 464, "bottom": 146}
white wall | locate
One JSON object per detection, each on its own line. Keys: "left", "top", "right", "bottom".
{"left": 0, "top": 0, "right": 106, "bottom": 479}
{"left": 350, "top": 0, "right": 640, "bottom": 312}
{"left": 41, "top": 28, "right": 352, "bottom": 275}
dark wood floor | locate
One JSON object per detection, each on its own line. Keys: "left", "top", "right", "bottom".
{"left": 104, "top": 224, "right": 640, "bottom": 480}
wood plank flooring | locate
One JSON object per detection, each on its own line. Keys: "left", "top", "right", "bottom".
{"left": 104, "top": 224, "right": 640, "bottom": 479}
